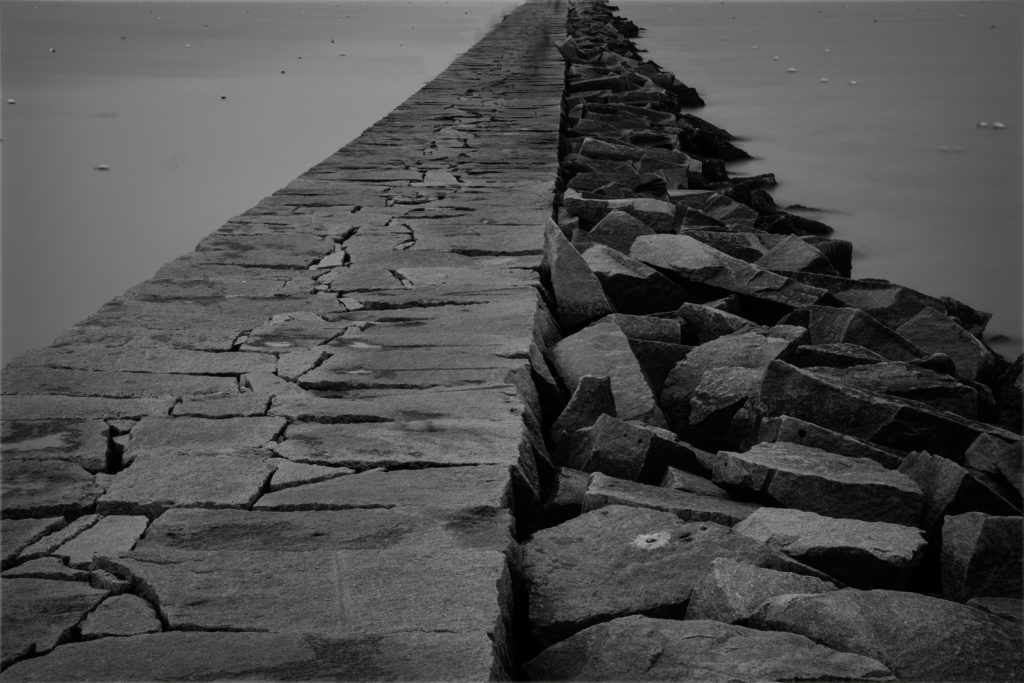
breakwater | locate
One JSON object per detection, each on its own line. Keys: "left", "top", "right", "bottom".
{"left": 1, "top": 0, "right": 1021, "bottom": 680}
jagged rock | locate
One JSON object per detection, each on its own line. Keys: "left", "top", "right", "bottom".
{"left": 97, "top": 451, "right": 277, "bottom": 516}
{"left": 779, "top": 305, "right": 921, "bottom": 362}
{"left": 1, "top": 459, "right": 104, "bottom": 519}
{"left": 809, "top": 362, "right": 980, "bottom": 420}
{"left": 1, "top": 578, "right": 108, "bottom": 667}
{"left": 664, "top": 302, "right": 759, "bottom": 344}
{"left": 687, "top": 557, "right": 837, "bottom": 623}
{"left": 523, "top": 616, "right": 894, "bottom": 681}
{"left": 661, "top": 331, "right": 793, "bottom": 435}
{"left": 992, "top": 355, "right": 1022, "bottom": 433}
{"left": 735, "top": 507, "right": 927, "bottom": 589}
{"left": 713, "top": 442, "right": 922, "bottom": 525}
{"left": 964, "top": 433, "right": 1022, "bottom": 504}
{"left": 551, "top": 375, "right": 616, "bottom": 453}
{"left": 562, "top": 189, "right": 677, "bottom": 232}
{"left": 753, "top": 360, "right": 1020, "bottom": 461}
{"left": 756, "top": 235, "right": 839, "bottom": 276}
{"left": 583, "top": 472, "right": 760, "bottom": 525}
{"left": 792, "top": 342, "right": 886, "bottom": 368}
{"left": 54, "top": 515, "right": 149, "bottom": 568}
{"left": 660, "top": 466, "right": 729, "bottom": 498}
{"left": 582, "top": 245, "right": 691, "bottom": 315}
{"left": 1, "top": 518, "right": 65, "bottom": 570}
{"left": 758, "top": 415, "right": 903, "bottom": 469}
{"left": 683, "top": 231, "right": 769, "bottom": 263}
{"left": 898, "top": 450, "right": 1019, "bottom": 530}
{"left": 627, "top": 339, "right": 692, "bottom": 396}
{"left": 544, "top": 468, "right": 590, "bottom": 525}
{"left": 522, "top": 505, "right": 831, "bottom": 647}
{"left": 756, "top": 211, "right": 834, "bottom": 236}
{"left": 686, "top": 366, "right": 765, "bottom": 449}
{"left": 549, "top": 316, "right": 665, "bottom": 425}
{"left": 896, "top": 307, "right": 996, "bottom": 382}
{"left": 1, "top": 557, "right": 90, "bottom": 582}
{"left": 543, "top": 220, "right": 614, "bottom": 333}
{"left": 967, "top": 597, "right": 1023, "bottom": 622}
{"left": 611, "top": 313, "right": 682, "bottom": 343}
{"left": 567, "top": 414, "right": 708, "bottom": 483}
{"left": 572, "top": 210, "right": 655, "bottom": 254}
{"left": 80, "top": 594, "right": 162, "bottom": 639}
{"left": 749, "top": 588, "right": 1024, "bottom": 681}
{"left": 941, "top": 511, "right": 1022, "bottom": 601}
{"left": 631, "top": 234, "right": 833, "bottom": 319}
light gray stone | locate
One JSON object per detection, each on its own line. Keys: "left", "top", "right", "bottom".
{"left": 54, "top": 515, "right": 149, "bottom": 568}
{"left": 758, "top": 415, "right": 903, "bottom": 469}
{"left": 124, "top": 416, "right": 286, "bottom": 461}
{"left": 19, "top": 515, "right": 100, "bottom": 561}
{"left": 660, "top": 466, "right": 729, "bottom": 498}
{"left": 1, "top": 420, "right": 112, "bottom": 472}
{"left": 171, "top": 392, "right": 269, "bottom": 418}
{"left": 1, "top": 459, "right": 105, "bottom": 519}
{"left": 268, "top": 460, "right": 355, "bottom": 491}
{"left": 1, "top": 578, "right": 108, "bottom": 667}
{"left": 1, "top": 518, "right": 65, "bottom": 569}
{"left": 544, "top": 220, "right": 614, "bottom": 333}
{"left": 0, "top": 395, "right": 175, "bottom": 421}
{"left": 583, "top": 472, "right": 760, "bottom": 526}
{"left": 80, "top": 594, "right": 162, "bottom": 639}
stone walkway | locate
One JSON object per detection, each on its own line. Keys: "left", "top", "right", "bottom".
{"left": 1, "top": 1, "right": 565, "bottom": 678}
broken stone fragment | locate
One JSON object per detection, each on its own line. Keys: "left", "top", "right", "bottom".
{"left": 572, "top": 210, "right": 655, "bottom": 255}
{"left": 664, "top": 301, "right": 759, "bottom": 344}
{"left": 735, "top": 507, "right": 927, "bottom": 589}
{"left": 124, "top": 416, "right": 286, "bottom": 463}
{"left": 581, "top": 245, "right": 691, "bottom": 315}
{"left": 523, "top": 615, "right": 894, "bottom": 682}
{"left": 779, "top": 305, "right": 922, "bottom": 362}
{"left": 267, "top": 460, "right": 354, "bottom": 492}
{"left": 941, "top": 511, "right": 1023, "bottom": 602}
{"left": 567, "top": 414, "right": 708, "bottom": 483}
{"left": 896, "top": 306, "right": 996, "bottom": 383}
{"left": 550, "top": 375, "right": 616, "bottom": 454}
{"left": 756, "top": 235, "right": 839, "bottom": 276}
{"left": 562, "top": 189, "right": 677, "bottom": 232}
{"left": 1, "top": 557, "right": 91, "bottom": 582}
{"left": 1, "top": 459, "right": 105, "bottom": 520}
{"left": 549, "top": 316, "right": 665, "bottom": 425}
{"left": 713, "top": 441, "right": 923, "bottom": 525}
{"left": 18, "top": 515, "right": 100, "bottom": 562}
{"left": 543, "top": 220, "right": 615, "bottom": 333}
{"left": 749, "top": 588, "right": 1024, "bottom": 681}
{"left": 583, "top": 472, "right": 760, "bottom": 526}
{"left": 54, "top": 515, "right": 149, "bottom": 568}
{"left": 686, "top": 557, "right": 838, "bottom": 623}
{"left": 792, "top": 342, "right": 886, "bottom": 368}
{"left": 522, "top": 505, "right": 829, "bottom": 647}
{"left": 626, "top": 338, "right": 692, "bottom": 396}
{"left": 758, "top": 415, "right": 903, "bottom": 469}
{"left": 81, "top": 594, "right": 162, "bottom": 639}
{"left": 686, "top": 366, "right": 765, "bottom": 449}
{"left": 0, "top": 518, "right": 66, "bottom": 570}
{"left": 544, "top": 468, "right": 590, "bottom": 526}
{"left": 660, "top": 466, "right": 729, "bottom": 498}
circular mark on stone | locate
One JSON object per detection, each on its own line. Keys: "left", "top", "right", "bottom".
{"left": 631, "top": 531, "right": 671, "bottom": 551}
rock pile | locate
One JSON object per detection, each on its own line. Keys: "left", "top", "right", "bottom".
{"left": 521, "top": 0, "right": 1023, "bottom": 679}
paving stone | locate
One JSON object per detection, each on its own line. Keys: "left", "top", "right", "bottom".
{"left": 1, "top": 460, "right": 105, "bottom": 519}
{"left": 713, "top": 441, "right": 923, "bottom": 525}
{"left": 192, "top": 233, "right": 333, "bottom": 268}
{"left": 687, "top": 557, "right": 838, "bottom": 623}
{"left": 171, "top": 391, "right": 269, "bottom": 417}
{"left": 749, "top": 588, "right": 1024, "bottom": 681}
{"left": 97, "top": 451, "right": 276, "bottom": 516}
{"left": 1, "top": 578, "right": 108, "bottom": 667}
{"left": 1, "top": 518, "right": 65, "bottom": 569}
{"left": 522, "top": 505, "right": 829, "bottom": 647}
{"left": 1, "top": 556, "right": 91, "bottom": 581}
{"left": 19, "top": 515, "right": 100, "bottom": 561}
{"left": 12, "top": 345, "right": 277, "bottom": 375}
{"left": 524, "top": 615, "right": 893, "bottom": 681}
{"left": 0, "top": 366, "right": 237, "bottom": 398}
{"left": 255, "top": 464, "right": 510, "bottom": 512}
{"left": 735, "top": 507, "right": 927, "bottom": 589}
{"left": 758, "top": 415, "right": 903, "bottom": 469}
{"left": 0, "top": 395, "right": 175, "bottom": 421}
{"left": 80, "top": 594, "right": 162, "bottom": 639}
{"left": 54, "top": 515, "right": 149, "bottom": 568}
{"left": 550, "top": 316, "right": 665, "bottom": 425}
{"left": 1, "top": 420, "right": 107, "bottom": 472}
{"left": 941, "top": 511, "right": 1022, "bottom": 601}
{"left": 124, "top": 416, "right": 286, "bottom": 461}
{"left": 239, "top": 311, "right": 353, "bottom": 351}
{"left": 583, "top": 472, "right": 760, "bottom": 526}
{"left": 268, "top": 460, "right": 355, "bottom": 491}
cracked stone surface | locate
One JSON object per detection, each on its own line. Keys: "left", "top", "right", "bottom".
{"left": 1, "top": 578, "right": 108, "bottom": 667}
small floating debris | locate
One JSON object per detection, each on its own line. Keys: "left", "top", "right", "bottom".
{"left": 93, "top": 164, "right": 111, "bottom": 171}
{"left": 750, "top": 45, "right": 758, "bottom": 49}
{"left": 185, "top": 43, "right": 191, "bottom": 47}
{"left": 824, "top": 48, "right": 831, "bottom": 53}
{"left": 848, "top": 80, "right": 859, "bottom": 85}
{"left": 220, "top": 95, "right": 227, "bottom": 100}
{"left": 938, "top": 145, "right": 964, "bottom": 154}
{"left": 992, "top": 121, "right": 1006, "bottom": 130}
{"left": 977, "top": 121, "right": 989, "bottom": 128}
{"left": 787, "top": 67, "right": 798, "bottom": 73}
{"left": 280, "top": 69, "right": 286, "bottom": 74}
{"left": 49, "top": 47, "right": 56, "bottom": 53}
{"left": 820, "top": 77, "right": 830, "bottom": 83}
{"left": 339, "top": 52, "right": 346, "bottom": 56}
{"left": 6, "top": 99, "right": 15, "bottom": 104}
{"left": 772, "top": 55, "right": 780, "bottom": 61}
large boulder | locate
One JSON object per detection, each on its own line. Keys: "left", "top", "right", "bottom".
{"left": 779, "top": 306, "right": 921, "bottom": 362}
{"left": 583, "top": 472, "right": 760, "bottom": 526}
{"left": 666, "top": 302, "right": 759, "bottom": 345}
{"left": 550, "top": 375, "right": 616, "bottom": 455}
{"left": 758, "top": 415, "right": 903, "bottom": 469}
{"left": 522, "top": 505, "right": 829, "bottom": 647}
{"left": 756, "top": 235, "right": 839, "bottom": 276}
{"left": 734, "top": 507, "right": 927, "bottom": 589}
{"left": 543, "top": 220, "right": 614, "bottom": 333}
{"left": 749, "top": 588, "right": 1024, "bottom": 681}
{"left": 941, "top": 511, "right": 1022, "bottom": 602}
{"left": 523, "top": 616, "right": 894, "bottom": 681}
{"left": 896, "top": 306, "right": 996, "bottom": 382}
{"left": 582, "top": 246, "right": 690, "bottom": 315}
{"left": 571, "top": 210, "right": 655, "bottom": 254}
{"left": 712, "top": 442, "right": 923, "bottom": 526}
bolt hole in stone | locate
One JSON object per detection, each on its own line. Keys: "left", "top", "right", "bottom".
{"left": 631, "top": 531, "right": 671, "bottom": 550}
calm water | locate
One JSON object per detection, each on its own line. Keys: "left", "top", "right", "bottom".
{"left": 620, "top": 0, "right": 1022, "bottom": 358}
{"left": 1, "top": 0, "right": 519, "bottom": 363}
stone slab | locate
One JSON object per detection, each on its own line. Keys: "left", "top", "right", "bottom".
{"left": 1, "top": 578, "right": 108, "bottom": 667}
{"left": 54, "top": 515, "right": 149, "bottom": 568}
{"left": 1, "top": 459, "right": 104, "bottom": 519}
{"left": 80, "top": 594, "right": 162, "bottom": 639}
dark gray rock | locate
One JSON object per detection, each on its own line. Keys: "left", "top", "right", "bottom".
{"left": 941, "top": 511, "right": 1022, "bottom": 601}
{"left": 686, "top": 366, "right": 765, "bottom": 449}
{"left": 735, "top": 507, "right": 927, "bottom": 589}
{"left": 522, "top": 505, "right": 831, "bottom": 647}
{"left": 758, "top": 415, "right": 903, "bottom": 469}
{"left": 551, "top": 374, "right": 616, "bottom": 455}
{"left": 523, "top": 616, "right": 894, "bottom": 681}
{"left": 750, "top": 588, "right": 1024, "bottom": 681}
{"left": 582, "top": 245, "right": 691, "bottom": 315}
{"left": 543, "top": 220, "right": 614, "bottom": 333}
{"left": 687, "top": 557, "right": 837, "bottom": 623}
{"left": 1, "top": 578, "right": 109, "bottom": 667}
{"left": 896, "top": 306, "right": 996, "bottom": 382}
{"left": 1, "top": 459, "right": 104, "bottom": 519}
{"left": 1, "top": 518, "right": 66, "bottom": 570}
{"left": 572, "top": 210, "right": 655, "bottom": 254}
{"left": 779, "top": 305, "right": 922, "bottom": 362}
{"left": 756, "top": 235, "right": 839, "bottom": 276}
{"left": 792, "top": 342, "right": 886, "bottom": 368}
{"left": 661, "top": 466, "right": 729, "bottom": 498}
{"left": 583, "top": 472, "right": 760, "bottom": 526}
{"left": 713, "top": 441, "right": 922, "bottom": 526}
{"left": 544, "top": 468, "right": 590, "bottom": 526}
{"left": 966, "top": 596, "right": 1023, "bottom": 622}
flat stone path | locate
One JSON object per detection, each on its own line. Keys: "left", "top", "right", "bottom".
{"left": 1, "top": 0, "right": 565, "bottom": 678}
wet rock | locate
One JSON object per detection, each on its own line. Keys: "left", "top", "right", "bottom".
{"left": 687, "top": 557, "right": 837, "bottom": 623}
{"left": 551, "top": 375, "right": 616, "bottom": 453}
{"left": 713, "top": 441, "right": 922, "bottom": 525}
{"left": 583, "top": 472, "right": 760, "bottom": 525}
{"left": 54, "top": 515, "right": 149, "bottom": 568}
{"left": 660, "top": 466, "right": 729, "bottom": 498}
{"left": 523, "top": 615, "right": 893, "bottom": 681}
{"left": 749, "top": 588, "right": 1024, "bottom": 681}
{"left": 544, "top": 468, "right": 590, "bottom": 525}
{"left": 567, "top": 414, "right": 708, "bottom": 483}
{"left": 896, "top": 307, "right": 996, "bottom": 382}
{"left": 758, "top": 415, "right": 903, "bottom": 468}
{"left": 549, "top": 316, "right": 665, "bottom": 425}
{"left": 80, "top": 594, "right": 162, "bottom": 639}
{"left": 779, "top": 305, "right": 922, "bottom": 362}
{"left": 544, "top": 220, "right": 614, "bottom": 333}
{"left": 1, "top": 459, "right": 104, "bottom": 519}
{"left": 941, "top": 511, "right": 1022, "bottom": 601}
{"left": 792, "top": 342, "right": 886, "bottom": 368}
{"left": 572, "top": 210, "right": 655, "bottom": 254}
{"left": 756, "top": 235, "right": 839, "bottom": 275}
{"left": 1, "top": 578, "right": 108, "bottom": 667}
